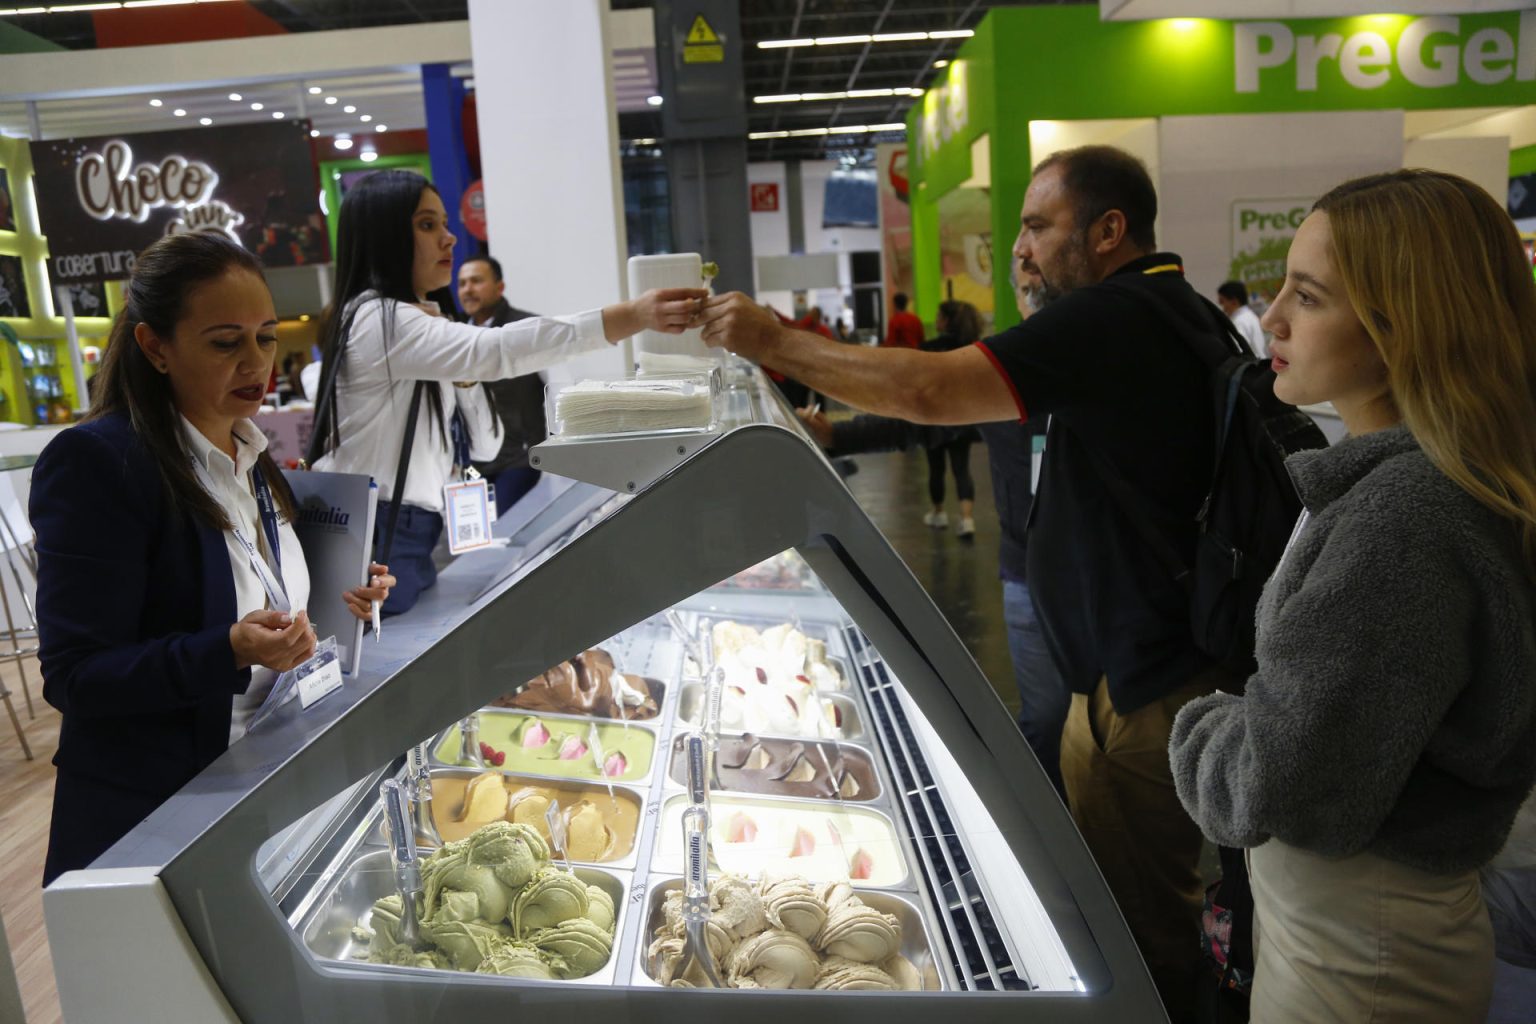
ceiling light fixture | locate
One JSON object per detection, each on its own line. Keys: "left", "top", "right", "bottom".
{"left": 754, "top": 87, "right": 923, "bottom": 104}
{"left": 646, "top": 95, "right": 664, "bottom": 106}
{"left": 199, "top": 116, "right": 212, "bottom": 125}
{"left": 228, "top": 92, "right": 241, "bottom": 101}
{"left": 148, "top": 98, "right": 162, "bottom": 107}
{"left": 250, "top": 101, "right": 264, "bottom": 111}
{"left": 342, "top": 105, "right": 356, "bottom": 113}
{"left": 374, "top": 124, "right": 387, "bottom": 132}
{"left": 309, "top": 129, "right": 319, "bottom": 137}
{"left": 748, "top": 122, "right": 906, "bottom": 140}
{"left": 934, "top": 59, "right": 950, "bottom": 68}
{"left": 172, "top": 108, "right": 186, "bottom": 117}
{"left": 359, "top": 114, "right": 372, "bottom": 122}
{"left": 324, "top": 96, "right": 338, "bottom": 105}
{"left": 359, "top": 150, "right": 378, "bottom": 163}
{"left": 307, "top": 85, "right": 322, "bottom": 95}
{"left": 271, "top": 111, "right": 284, "bottom": 119}
{"left": 334, "top": 135, "right": 353, "bottom": 151}
{"left": 757, "top": 28, "right": 972, "bottom": 49}
{"left": 0, "top": 7, "right": 49, "bottom": 14}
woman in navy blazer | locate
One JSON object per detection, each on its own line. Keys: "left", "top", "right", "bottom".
{"left": 34, "top": 234, "right": 393, "bottom": 886}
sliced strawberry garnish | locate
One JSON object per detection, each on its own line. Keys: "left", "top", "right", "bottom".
{"left": 726, "top": 812, "right": 758, "bottom": 843}
{"left": 790, "top": 826, "right": 816, "bottom": 858}
{"left": 850, "top": 848, "right": 874, "bottom": 880}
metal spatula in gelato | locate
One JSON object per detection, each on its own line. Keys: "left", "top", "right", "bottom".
{"left": 380, "top": 779, "right": 426, "bottom": 951}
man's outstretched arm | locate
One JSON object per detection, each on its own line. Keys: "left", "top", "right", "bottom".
{"left": 697, "top": 292, "right": 1023, "bottom": 426}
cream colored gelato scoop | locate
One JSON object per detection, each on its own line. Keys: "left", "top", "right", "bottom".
{"left": 813, "top": 954, "right": 900, "bottom": 990}
{"left": 817, "top": 901, "right": 902, "bottom": 963}
{"left": 760, "top": 874, "right": 828, "bottom": 941}
{"left": 531, "top": 916, "right": 614, "bottom": 979}
{"left": 725, "top": 928, "right": 821, "bottom": 990}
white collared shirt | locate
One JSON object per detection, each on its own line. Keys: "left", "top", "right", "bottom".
{"left": 1231, "top": 304, "right": 1268, "bottom": 360}
{"left": 312, "top": 296, "right": 608, "bottom": 512}
{"left": 180, "top": 416, "right": 311, "bottom": 741}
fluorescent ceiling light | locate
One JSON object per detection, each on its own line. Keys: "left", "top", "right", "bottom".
{"left": 646, "top": 95, "right": 664, "bottom": 106}
{"left": 307, "top": 85, "right": 322, "bottom": 95}
{"left": 359, "top": 150, "right": 378, "bottom": 163}
{"left": 199, "top": 116, "right": 212, "bottom": 125}
{"left": 757, "top": 28, "right": 972, "bottom": 49}
{"left": 629, "top": 137, "right": 657, "bottom": 145}
{"left": 0, "top": 7, "right": 49, "bottom": 15}
{"left": 360, "top": 114, "right": 372, "bottom": 122}
{"left": 334, "top": 137, "right": 353, "bottom": 150}
{"left": 324, "top": 96, "right": 338, "bottom": 105}
{"left": 934, "top": 59, "right": 949, "bottom": 68}
{"left": 172, "top": 107, "right": 186, "bottom": 116}
{"left": 753, "top": 87, "right": 921, "bottom": 105}
{"left": 271, "top": 111, "right": 283, "bottom": 119}
{"left": 148, "top": 98, "right": 162, "bottom": 107}
{"left": 250, "top": 101, "right": 263, "bottom": 110}
{"left": 228, "top": 92, "right": 241, "bottom": 101}
{"left": 343, "top": 105, "right": 356, "bottom": 113}
{"left": 374, "top": 124, "right": 387, "bottom": 132}
{"left": 309, "top": 128, "right": 319, "bottom": 137}
{"left": 749, "top": 123, "right": 907, "bottom": 140}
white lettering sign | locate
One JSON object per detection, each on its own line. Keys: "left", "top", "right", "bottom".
{"left": 167, "top": 200, "right": 245, "bottom": 241}
{"left": 1236, "top": 10, "right": 1535, "bottom": 93}
{"left": 75, "top": 140, "right": 220, "bottom": 224}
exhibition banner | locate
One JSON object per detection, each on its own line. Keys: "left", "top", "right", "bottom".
{"left": 31, "top": 121, "right": 328, "bottom": 285}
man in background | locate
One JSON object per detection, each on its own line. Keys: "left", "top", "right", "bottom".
{"left": 1217, "top": 279, "right": 1267, "bottom": 359}
{"left": 458, "top": 255, "right": 545, "bottom": 516}
{"left": 884, "top": 292, "right": 924, "bottom": 348}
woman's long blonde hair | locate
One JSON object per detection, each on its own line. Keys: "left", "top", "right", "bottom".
{"left": 1316, "top": 169, "right": 1536, "bottom": 573}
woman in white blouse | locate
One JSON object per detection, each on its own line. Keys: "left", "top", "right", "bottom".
{"left": 32, "top": 233, "right": 394, "bottom": 885}
{"left": 308, "top": 169, "right": 705, "bottom": 613}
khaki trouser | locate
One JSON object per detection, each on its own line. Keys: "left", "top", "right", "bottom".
{"left": 1061, "top": 673, "right": 1220, "bottom": 1023}
{"left": 1248, "top": 840, "right": 1493, "bottom": 1024}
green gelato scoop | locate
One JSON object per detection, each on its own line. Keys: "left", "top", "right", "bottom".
{"left": 530, "top": 916, "right": 614, "bottom": 979}
{"left": 475, "top": 941, "right": 559, "bottom": 980}
{"left": 513, "top": 867, "right": 591, "bottom": 935}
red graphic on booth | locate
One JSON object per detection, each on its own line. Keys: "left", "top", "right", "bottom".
{"left": 750, "top": 182, "right": 779, "bottom": 213}
{"left": 460, "top": 180, "right": 487, "bottom": 241}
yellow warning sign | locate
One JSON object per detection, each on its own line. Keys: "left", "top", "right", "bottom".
{"left": 683, "top": 13, "right": 724, "bottom": 62}
{"left": 686, "top": 15, "right": 719, "bottom": 45}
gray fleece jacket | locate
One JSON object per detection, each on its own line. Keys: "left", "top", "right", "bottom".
{"left": 1171, "top": 426, "right": 1536, "bottom": 874}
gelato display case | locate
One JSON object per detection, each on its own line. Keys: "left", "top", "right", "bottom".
{"left": 44, "top": 363, "right": 1166, "bottom": 1021}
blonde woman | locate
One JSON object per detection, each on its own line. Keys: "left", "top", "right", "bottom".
{"left": 1170, "top": 170, "right": 1536, "bottom": 1022}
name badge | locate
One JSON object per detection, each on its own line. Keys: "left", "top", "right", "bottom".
{"left": 295, "top": 634, "right": 344, "bottom": 709}
{"left": 444, "top": 479, "right": 492, "bottom": 554}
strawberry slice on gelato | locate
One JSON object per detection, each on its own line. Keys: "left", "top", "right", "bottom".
{"left": 558, "top": 735, "right": 589, "bottom": 760}
{"left": 520, "top": 720, "right": 551, "bottom": 750}
{"left": 726, "top": 812, "right": 758, "bottom": 843}
{"left": 603, "top": 751, "right": 628, "bottom": 777}
{"left": 790, "top": 826, "right": 817, "bottom": 858}
{"left": 849, "top": 847, "right": 875, "bottom": 880}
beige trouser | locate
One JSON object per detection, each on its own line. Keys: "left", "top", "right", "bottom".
{"left": 1060, "top": 672, "right": 1222, "bottom": 1023}
{"left": 1248, "top": 840, "right": 1494, "bottom": 1024}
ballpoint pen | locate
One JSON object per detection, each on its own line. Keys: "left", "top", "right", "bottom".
{"left": 372, "top": 596, "right": 382, "bottom": 642}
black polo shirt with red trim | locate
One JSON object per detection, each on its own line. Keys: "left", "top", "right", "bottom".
{"left": 976, "top": 252, "right": 1216, "bottom": 714}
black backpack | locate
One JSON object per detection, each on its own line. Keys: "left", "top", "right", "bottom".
{"left": 1091, "top": 272, "right": 1328, "bottom": 675}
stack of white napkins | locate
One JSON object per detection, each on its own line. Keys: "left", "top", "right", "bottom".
{"left": 554, "top": 378, "right": 714, "bottom": 436}
{"left": 635, "top": 351, "right": 719, "bottom": 378}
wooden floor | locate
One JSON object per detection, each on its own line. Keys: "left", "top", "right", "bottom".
{"left": 0, "top": 654, "right": 61, "bottom": 1024}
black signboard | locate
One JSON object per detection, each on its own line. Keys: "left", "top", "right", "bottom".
{"left": 31, "top": 121, "right": 328, "bottom": 285}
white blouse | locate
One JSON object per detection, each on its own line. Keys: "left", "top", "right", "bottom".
{"left": 180, "top": 416, "right": 312, "bottom": 742}
{"left": 313, "top": 295, "right": 608, "bottom": 513}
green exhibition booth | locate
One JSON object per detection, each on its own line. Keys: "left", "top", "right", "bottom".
{"left": 908, "top": 4, "right": 1536, "bottom": 331}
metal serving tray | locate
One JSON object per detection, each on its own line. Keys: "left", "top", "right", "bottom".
{"left": 661, "top": 734, "right": 884, "bottom": 804}
{"left": 296, "top": 848, "right": 632, "bottom": 987}
{"left": 676, "top": 683, "right": 863, "bottom": 744}
{"left": 429, "top": 707, "right": 661, "bottom": 787}
{"left": 631, "top": 876, "right": 949, "bottom": 991}
{"left": 653, "top": 793, "right": 915, "bottom": 892}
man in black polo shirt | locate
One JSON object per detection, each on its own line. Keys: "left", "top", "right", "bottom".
{"left": 698, "top": 145, "right": 1226, "bottom": 1020}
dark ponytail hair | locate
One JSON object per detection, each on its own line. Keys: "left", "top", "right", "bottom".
{"left": 88, "top": 232, "right": 297, "bottom": 529}
{"left": 937, "top": 300, "right": 983, "bottom": 345}
{"left": 309, "top": 170, "right": 449, "bottom": 461}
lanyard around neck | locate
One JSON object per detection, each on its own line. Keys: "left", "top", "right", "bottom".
{"left": 191, "top": 455, "right": 291, "bottom": 614}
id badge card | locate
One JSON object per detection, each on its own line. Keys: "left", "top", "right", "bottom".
{"left": 444, "top": 478, "right": 493, "bottom": 554}
{"left": 246, "top": 634, "right": 343, "bottom": 731}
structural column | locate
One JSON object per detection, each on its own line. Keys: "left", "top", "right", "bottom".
{"left": 466, "top": 0, "right": 629, "bottom": 381}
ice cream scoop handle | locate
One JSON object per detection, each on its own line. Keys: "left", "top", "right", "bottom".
{"left": 663, "top": 609, "right": 702, "bottom": 669}
{"left": 686, "top": 734, "right": 708, "bottom": 805}
{"left": 459, "top": 715, "right": 485, "bottom": 767}
{"left": 411, "top": 765, "right": 442, "bottom": 847}
{"left": 381, "top": 779, "right": 425, "bottom": 949}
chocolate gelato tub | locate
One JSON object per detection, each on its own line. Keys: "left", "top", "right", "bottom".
{"left": 666, "top": 735, "right": 882, "bottom": 803}
{"left": 633, "top": 876, "right": 945, "bottom": 990}
{"left": 433, "top": 709, "right": 656, "bottom": 785}
{"left": 678, "top": 682, "right": 862, "bottom": 743}
{"left": 426, "top": 768, "right": 644, "bottom": 868}
{"left": 294, "top": 848, "right": 631, "bottom": 987}
{"left": 490, "top": 649, "right": 667, "bottom": 722}
{"left": 654, "top": 794, "right": 911, "bottom": 890}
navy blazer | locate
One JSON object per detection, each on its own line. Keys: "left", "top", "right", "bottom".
{"left": 32, "top": 413, "right": 248, "bottom": 884}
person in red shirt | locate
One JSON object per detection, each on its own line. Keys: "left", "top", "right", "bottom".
{"left": 884, "top": 292, "right": 924, "bottom": 348}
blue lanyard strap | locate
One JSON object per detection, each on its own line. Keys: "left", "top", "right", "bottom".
{"left": 450, "top": 405, "right": 471, "bottom": 472}
{"left": 249, "top": 465, "right": 284, "bottom": 587}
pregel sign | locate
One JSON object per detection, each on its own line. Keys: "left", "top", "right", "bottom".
{"left": 1236, "top": 12, "right": 1536, "bottom": 93}
{"left": 32, "top": 121, "right": 327, "bottom": 285}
